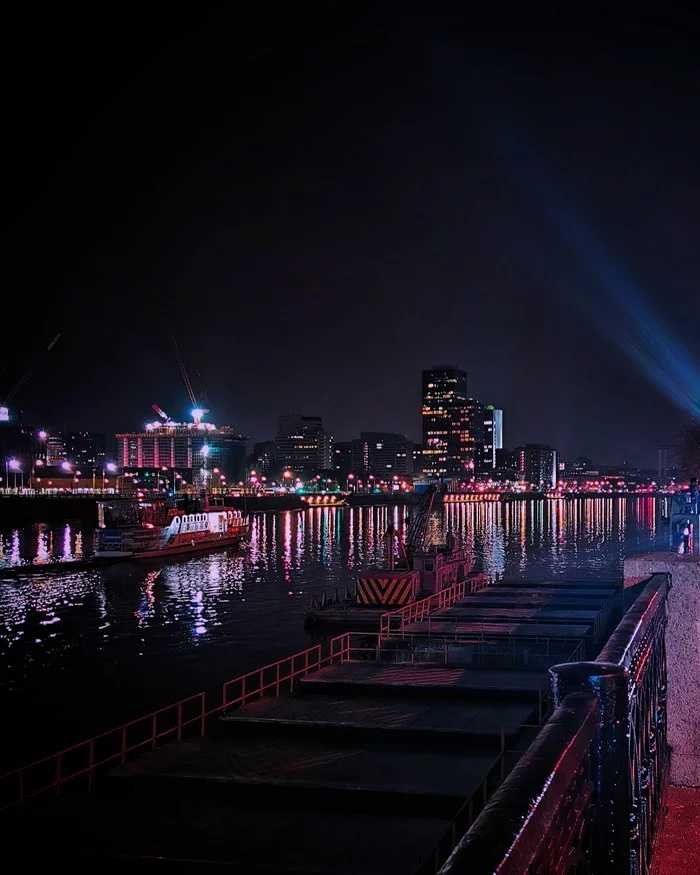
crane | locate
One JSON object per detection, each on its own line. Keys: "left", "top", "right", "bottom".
{"left": 382, "top": 485, "right": 437, "bottom": 571}
{"left": 0, "top": 334, "right": 61, "bottom": 420}
{"left": 168, "top": 332, "right": 209, "bottom": 424}
{"left": 152, "top": 404, "right": 172, "bottom": 424}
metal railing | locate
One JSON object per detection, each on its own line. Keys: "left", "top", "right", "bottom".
{"left": 380, "top": 634, "right": 586, "bottom": 672}
{"left": 438, "top": 692, "right": 598, "bottom": 874}
{"left": 0, "top": 692, "right": 206, "bottom": 812}
{"left": 436, "top": 572, "right": 670, "bottom": 875}
{"left": 0, "top": 631, "right": 376, "bottom": 813}
{"left": 379, "top": 580, "right": 469, "bottom": 639}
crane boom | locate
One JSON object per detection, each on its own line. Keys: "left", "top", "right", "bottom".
{"left": 169, "top": 332, "right": 198, "bottom": 407}
{"left": 2, "top": 333, "right": 61, "bottom": 404}
{"left": 405, "top": 485, "right": 437, "bottom": 559}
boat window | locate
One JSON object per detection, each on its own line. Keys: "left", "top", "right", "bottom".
{"left": 425, "top": 560, "right": 434, "bottom": 572}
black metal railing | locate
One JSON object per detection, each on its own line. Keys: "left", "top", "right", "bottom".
{"left": 437, "top": 572, "right": 670, "bottom": 875}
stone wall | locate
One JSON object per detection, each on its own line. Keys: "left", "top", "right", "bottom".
{"left": 624, "top": 553, "right": 700, "bottom": 787}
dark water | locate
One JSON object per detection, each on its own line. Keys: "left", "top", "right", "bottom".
{"left": 0, "top": 498, "right": 665, "bottom": 768}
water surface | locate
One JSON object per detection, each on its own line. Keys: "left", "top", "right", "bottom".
{"left": 0, "top": 498, "right": 665, "bottom": 767}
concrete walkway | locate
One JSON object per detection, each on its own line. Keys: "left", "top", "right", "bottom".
{"left": 655, "top": 786, "right": 700, "bottom": 873}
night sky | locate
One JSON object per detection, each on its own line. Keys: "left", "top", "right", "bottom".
{"left": 3, "top": 6, "right": 700, "bottom": 466}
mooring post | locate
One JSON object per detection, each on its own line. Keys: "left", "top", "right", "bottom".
{"left": 550, "top": 660, "right": 630, "bottom": 873}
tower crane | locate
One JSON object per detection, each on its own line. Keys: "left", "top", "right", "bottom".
{"left": 168, "top": 332, "right": 209, "bottom": 424}
{"left": 0, "top": 334, "right": 61, "bottom": 420}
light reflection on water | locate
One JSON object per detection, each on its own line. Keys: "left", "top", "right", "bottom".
{"left": 0, "top": 499, "right": 666, "bottom": 765}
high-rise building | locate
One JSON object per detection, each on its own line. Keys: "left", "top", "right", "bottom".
{"left": 479, "top": 406, "right": 503, "bottom": 471}
{"left": 350, "top": 432, "right": 414, "bottom": 477}
{"left": 46, "top": 434, "right": 67, "bottom": 465}
{"left": 422, "top": 366, "right": 468, "bottom": 479}
{"left": 247, "top": 440, "right": 276, "bottom": 476}
{"left": 64, "top": 432, "right": 107, "bottom": 468}
{"left": 463, "top": 398, "right": 485, "bottom": 472}
{"left": 117, "top": 415, "right": 247, "bottom": 486}
{"left": 516, "top": 444, "right": 558, "bottom": 488}
{"left": 275, "top": 415, "right": 333, "bottom": 475}
{"left": 332, "top": 441, "right": 353, "bottom": 479}
{"left": 494, "top": 448, "right": 518, "bottom": 481}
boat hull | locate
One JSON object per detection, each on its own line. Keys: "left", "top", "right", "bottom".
{"left": 95, "top": 530, "right": 249, "bottom": 560}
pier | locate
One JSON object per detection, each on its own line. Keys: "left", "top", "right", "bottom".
{"left": 2, "top": 576, "right": 620, "bottom": 871}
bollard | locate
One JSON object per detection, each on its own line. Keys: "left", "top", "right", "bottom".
{"left": 550, "top": 661, "right": 630, "bottom": 874}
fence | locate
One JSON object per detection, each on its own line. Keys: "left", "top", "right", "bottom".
{"left": 0, "top": 631, "right": 376, "bottom": 814}
{"left": 437, "top": 572, "right": 670, "bottom": 874}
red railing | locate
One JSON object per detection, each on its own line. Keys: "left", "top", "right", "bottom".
{"left": 0, "top": 632, "right": 378, "bottom": 813}
{"left": 0, "top": 691, "right": 205, "bottom": 813}
{"left": 380, "top": 579, "right": 472, "bottom": 639}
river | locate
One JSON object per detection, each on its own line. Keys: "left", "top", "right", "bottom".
{"left": 0, "top": 497, "right": 665, "bottom": 768}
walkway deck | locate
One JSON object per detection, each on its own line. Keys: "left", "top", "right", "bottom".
{"left": 654, "top": 786, "right": 700, "bottom": 874}
{"left": 4, "top": 577, "right": 620, "bottom": 872}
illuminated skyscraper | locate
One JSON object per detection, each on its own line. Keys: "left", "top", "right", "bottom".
{"left": 421, "top": 366, "right": 468, "bottom": 479}
{"left": 480, "top": 406, "right": 503, "bottom": 471}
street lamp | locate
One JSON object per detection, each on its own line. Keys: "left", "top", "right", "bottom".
{"left": 7, "top": 458, "right": 22, "bottom": 490}
{"left": 37, "top": 430, "right": 48, "bottom": 463}
{"left": 30, "top": 458, "right": 44, "bottom": 490}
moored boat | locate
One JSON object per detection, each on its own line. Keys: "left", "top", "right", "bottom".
{"left": 94, "top": 495, "right": 249, "bottom": 559}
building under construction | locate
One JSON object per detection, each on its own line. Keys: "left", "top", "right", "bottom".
{"left": 116, "top": 419, "right": 246, "bottom": 487}
{"left": 116, "top": 333, "right": 247, "bottom": 487}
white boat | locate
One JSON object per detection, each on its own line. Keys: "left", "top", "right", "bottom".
{"left": 95, "top": 496, "right": 250, "bottom": 559}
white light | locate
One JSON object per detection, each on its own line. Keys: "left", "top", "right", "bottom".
{"left": 192, "top": 408, "right": 204, "bottom": 421}
{"left": 9, "top": 458, "right": 20, "bottom": 470}
{"left": 106, "top": 463, "right": 117, "bottom": 472}
{"left": 201, "top": 445, "right": 210, "bottom": 457}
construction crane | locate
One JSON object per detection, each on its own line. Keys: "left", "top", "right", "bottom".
{"left": 152, "top": 404, "right": 172, "bottom": 424}
{"left": 383, "top": 485, "right": 437, "bottom": 570}
{"left": 0, "top": 334, "right": 61, "bottom": 419}
{"left": 168, "top": 332, "right": 209, "bottom": 424}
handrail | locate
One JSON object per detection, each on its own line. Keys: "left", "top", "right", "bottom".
{"left": 433, "top": 572, "right": 671, "bottom": 875}
{"left": 0, "top": 631, "right": 377, "bottom": 813}
{"left": 597, "top": 572, "right": 670, "bottom": 670}
{"left": 379, "top": 580, "right": 468, "bottom": 639}
{"left": 438, "top": 692, "right": 598, "bottom": 874}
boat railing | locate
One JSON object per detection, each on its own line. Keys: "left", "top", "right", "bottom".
{"left": 0, "top": 631, "right": 378, "bottom": 814}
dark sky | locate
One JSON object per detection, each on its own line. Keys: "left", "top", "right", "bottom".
{"left": 3, "top": 5, "right": 700, "bottom": 465}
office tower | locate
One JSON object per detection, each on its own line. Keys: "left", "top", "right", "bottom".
{"left": 275, "top": 414, "right": 333, "bottom": 475}
{"left": 421, "top": 366, "right": 468, "bottom": 479}
{"left": 350, "top": 432, "right": 414, "bottom": 477}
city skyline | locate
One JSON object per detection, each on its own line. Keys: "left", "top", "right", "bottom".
{"left": 4, "top": 8, "right": 700, "bottom": 467}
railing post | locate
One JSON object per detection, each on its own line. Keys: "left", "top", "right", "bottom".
{"left": 121, "top": 725, "right": 127, "bottom": 763}
{"left": 200, "top": 692, "right": 206, "bottom": 736}
{"left": 177, "top": 702, "right": 183, "bottom": 740}
{"left": 151, "top": 713, "right": 157, "bottom": 749}
{"left": 55, "top": 753, "right": 62, "bottom": 795}
{"left": 550, "top": 661, "right": 630, "bottom": 873}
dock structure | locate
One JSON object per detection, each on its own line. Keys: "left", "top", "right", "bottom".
{"left": 2, "top": 578, "right": 620, "bottom": 873}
